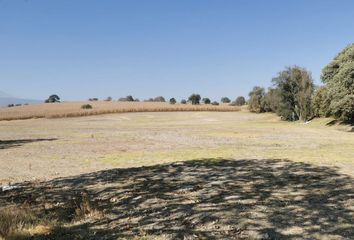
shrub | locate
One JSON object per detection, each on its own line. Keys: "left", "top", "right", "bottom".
{"left": 15, "top": 104, "right": 22, "bottom": 107}
{"left": 81, "top": 104, "right": 93, "bottom": 109}
{"left": 169, "top": 98, "right": 176, "bottom": 104}
{"left": 7, "top": 104, "right": 14, "bottom": 108}
{"left": 202, "top": 98, "right": 211, "bottom": 104}
{"left": 221, "top": 97, "right": 231, "bottom": 103}
{"left": 134, "top": 98, "right": 140, "bottom": 102}
{"left": 89, "top": 98, "right": 98, "bottom": 101}
{"left": 45, "top": 94, "right": 60, "bottom": 103}
{"left": 154, "top": 96, "right": 166, "bottom": 102}
{"left": 105, "top": 97, "right": 112, "bottom": 101}
{"left": 188, "top": 94, "right": 201, "bottom": 105}
{"left": 235, "top": 96, "right": 246, "bottom": 106}
{"left": 181, "top": 99, "right": 187, "bottom": 104}
{"left": 211, "top": 101, "right": 219, "bottom": 105}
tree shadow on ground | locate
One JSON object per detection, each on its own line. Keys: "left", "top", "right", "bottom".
{"left": 326, "top": 119, "right": 354, "bottom": 132}
{"left": 0, "top": 138, "right": 58, "bottom": 150}
{"left": 1, "top": 159, "right": 353, "bottom": 239}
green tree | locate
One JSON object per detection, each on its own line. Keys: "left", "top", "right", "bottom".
{"left": 154, "top": 96, "right": 166, "bottom": 102}
{"left": 312, "top": 86, "right": 331, "bottom": 118}
{"left": 248, "top": 86, "right": 266, "bottom": 113}
{"left": 235, "top": 96, "right": 246, "bottom": 106}
{"left": 45, "top": 94, "right": 60, "bottom": 103}
{"left": 181, "top": 99, "right": 187, "bottom": 104}
{"left": 169, "top": 98, "right": 176, "bottom": 104}
{"left": 221, "top": 97, "right": 231, "bottom": 103}
{"left": 321, "top": 44, "right": 354, "bottom": 122}
{"left": 119, "top": 95, "right": 134, "bottom": 102}
{"left": 202, "top": 98, "right": 211, "bottom": 104}
{"left": 272, "top": 66, "right": 314, "bottom": 121}
{"left": 188, "top": 94, "right": 201, "bottom": 105}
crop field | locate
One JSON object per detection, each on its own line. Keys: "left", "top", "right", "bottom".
{"left": 0, "top": 101, "right": 240, "bottom": 121}
{"left": 0, "top": 111, "right": 353, "bottom": 239}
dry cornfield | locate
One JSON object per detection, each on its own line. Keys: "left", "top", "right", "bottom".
{"left": 0, "top": 101, "right": 240, "bottom": 121}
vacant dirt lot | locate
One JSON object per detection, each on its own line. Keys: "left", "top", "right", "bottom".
{"left": 0, "top": 111, "right": 353, "bottom": 239}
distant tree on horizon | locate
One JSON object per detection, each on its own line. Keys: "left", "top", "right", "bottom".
{"left": 202, "top": 98, "right": 211, "bottom": 104}
{"left": 221, "top": 97, "right": 231, "bottom": 103}
{"left": 188, "top": 94, "right": 201, "bottom": 105}
{"left": 235, "top": 96, "right": 246, "bottom": 106}
{"left": 119, "top": 95, "right": 134, "bottom": 102}
{"left": 45, "top": 94, "right": 60, "bottom": 103}
{"left": 169, "top": 98, "right": 176, "bottom": 104}
{"left": 154, "top": 96, "right": 166, "bottom": 102}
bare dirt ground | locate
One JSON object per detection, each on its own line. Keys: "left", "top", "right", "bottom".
{"left": 0, "top": 111, "right": 353, "bottom": 239}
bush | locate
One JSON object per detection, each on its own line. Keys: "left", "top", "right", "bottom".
{"left": 7, "top": 104, "right": 14, "bottom": 108}
{"left": 235, "top": 96, "right": 246, "bottom": 106}
{"left": 221, "top": 97, "right": 231, "bottom": 103}
{"left": 105, "top": 97, "right": 112, "bottom": 101}
{"left": 81, "top": 104, "right": 93, "bottom": 109}
{"left": 89, "top": 98, "right": 98, "bottom": 101}
{"left": 202, "top": 98, "right": 211, "bottom": 104}
{"left": 169, "top": 98, "right": 176, "bottom": 104}
{"left": 211, "top": 101, "right": 219, "bottom": 105}
{"left": 45, "top": 94, "right": 60, "bottom": 103}
{"left": 181, "top": 99, "right": 187, "bottom": 104}
{"left": 154, "top": 96, "right": 166, "bottom": 102}
{"left": 15, "top": 104, "right": 22, "bottom": 107}
{"left": 188, "top": 94, "right": 201, "bottom": 105}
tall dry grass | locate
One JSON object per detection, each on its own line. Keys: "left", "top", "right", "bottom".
{"left": 0, "top": 101, "right": 240, "bottom": 121}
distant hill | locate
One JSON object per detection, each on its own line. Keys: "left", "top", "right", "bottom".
{"left": 0, "top": 91, "right": 41, "bottom": 107}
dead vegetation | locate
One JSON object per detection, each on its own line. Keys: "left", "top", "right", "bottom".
{"left": 0, "top": 101, "right": 240, "bottom": 121}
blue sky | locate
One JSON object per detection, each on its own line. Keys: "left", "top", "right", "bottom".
{"left": 1, "top": 0, "right": 354, "bottom": 101}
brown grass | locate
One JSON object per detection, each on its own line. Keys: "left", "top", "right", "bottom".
{"left": 0, "top": 206, "right": 38, "bottom": 239}
{"left": 0, "top": 101, "right": 240, "bottom": 121}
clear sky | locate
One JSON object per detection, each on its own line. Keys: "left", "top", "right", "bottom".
{"left": 1, "top": 0, "right": 354, "bottom": 101}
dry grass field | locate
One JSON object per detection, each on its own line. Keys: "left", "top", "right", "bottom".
{"left": 0, "top": 101, "right": 239, "bottom": 121}
{"left": 0, "top": 111, "right": 353, "bottom": 239}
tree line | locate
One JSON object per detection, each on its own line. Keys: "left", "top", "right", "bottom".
{"left": 248, "top": 44, "right": 354, "bottom": 122}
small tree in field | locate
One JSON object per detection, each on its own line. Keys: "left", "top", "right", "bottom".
{"left": 45, "top": 94, "right": 60, "bottom": 103}
{"left": 105, "top": 96, "right": 112, "bottom": 101}
{"left": 248, "top": 86, "right": 266, "bottom": 113}
{"left": 154, "top": 96, "right": 166, "bottom": 102}
{"left": 202, "top": 98, "right": 211, "bottom": 104}
{"left": 119, "top": 95, "right": 134, "bottom": 102}
{"left": 169, "top": 98, "right": 176, "bottom": 104}
{"left": 221, "top": 97, "right": 231, "bottom": 103}
{"left": 235, "top": 96, "right": 246, "bottom": 106}
{"left": 188, "top": 94, "right": 201, "bottom": 105}
{"left": 181, "top": 99, "right": 187, "bottom": 104}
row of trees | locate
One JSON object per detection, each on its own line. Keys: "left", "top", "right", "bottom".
{"left": 43, "top": 94, "right": 246, "bottom": 107}
{"left": 248, "top": 44, "right": 354, "bottom": 122}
